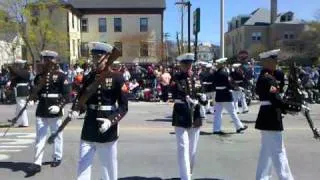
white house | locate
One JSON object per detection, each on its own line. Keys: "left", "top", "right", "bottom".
{"left": 0, "top": 33, "right": 23, "bottom": 68}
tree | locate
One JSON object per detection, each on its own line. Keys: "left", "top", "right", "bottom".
{"left": 297, "top": 10, "right": 320, "bottom": 65}
{"left": 0, "top": 0, "right": 69, "bottom": 68}
{"left": 248, "top": 43, "right": 267, "bottom": 59}
{"left": 118, "top": 32, "right": 164, "bottom": 64}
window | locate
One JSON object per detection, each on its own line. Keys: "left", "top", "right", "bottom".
{"left": 252, "top": 32, "right": 262, "bottom": 41}
{"left": 81, "top": 42, "right": 89, "bottom": 57}
{"left": 72, "top": 40, "right": 76, "bottom": 56}
{"left": 81, "top": 18, "right": 88, "bottom": 32}
{"left": 98, "top": 18, "right": 107, "bottom": 32}
{"left": 114, "top": 18, "right": 122, "bottom": 32}
{"left": 289, "top": 34, "right": 294, "bottom": 39}
{"left": 140, "top": 42, "right": 148, "bottom": 56}
{"left": 72, "top": 14, "right": 74, "bottom": 29}
{"left": 284, "top": 32, "right": 295, "bottom": 39}
{"left": 140, "top": 18, "right": 148, "bottom": 32}
{"left": 114, "top": 42, "right": 123, "bottom": 56}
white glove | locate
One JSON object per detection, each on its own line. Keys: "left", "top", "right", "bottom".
{"left": 97, "top": 118, "right": 112, "bottom": 133}
{"left": 199, "top": 93, "right": 207, "bottom": 102}
{"left": 301, "top": 104, "right": 310, "bottom": 111}
{"left": 27, "top": 100, "right": 34, "bottom": 106}
{"left": 186, "top": 96, "right": 198, "bottom": 105}
{"left": 68, "top": 111, "right": 80, "bottom": 119}
{"left": 48, "top": 105, "right": 60, "bottom": 115}
{"left": 239, "top": 87, "right": 245, "bottom": 91}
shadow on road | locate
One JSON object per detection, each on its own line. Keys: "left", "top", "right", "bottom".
{"left": 0, "top": 161, "right": 33, "bottom": 178}
{"left": 119, "top": 177, "right": 224, "bottom": 180}
{"left": 241, "top": 120, "right": 256, "bottom": 124}
{"left": 146, "top": 118, "right": 172, "bottom": 122}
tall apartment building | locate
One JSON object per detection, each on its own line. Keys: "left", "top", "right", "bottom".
{"left": 70, "top": 0, "right": 166, "bottom": 63}
{"left": 225, "top": 0, "right": 306, "bottom": 58}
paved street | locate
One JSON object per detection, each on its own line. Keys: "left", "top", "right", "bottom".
{"left": 0, "top": 101, "right": 320, "bottom": 180}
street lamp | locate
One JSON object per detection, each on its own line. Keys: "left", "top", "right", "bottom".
{"left": 220, "top": 0, "right": 225, "bottom": 58}
{"left": 175, "top": 1, "right": 192, "bottom": 53}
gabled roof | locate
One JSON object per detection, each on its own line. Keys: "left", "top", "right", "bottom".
{"left": 274, "top": 11, "right": 304, "bottom": 24}
{"left": 244, "top": 8, "right": 303, "bottom": 25}
{"left": 0, "top": 33, "right": 18, "bottom": 42}
{"left": 244, "top": 8, "right": 270, "bottom": 25}
{"left": 69, "top": 0, "right": 166, "bottom": 9}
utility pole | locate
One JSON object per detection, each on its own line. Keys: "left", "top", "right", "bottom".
{"left": 180, "top": 0, "right": 184, "bottom": 54}
{"left": 176, "top": 32, "right": 181, "bottom": 55}
{"left": 176, "top": 0, "right": 192, "bottom": 53}
{"left": 187, "top": 1, "right": 191, "bottom": 53}
{"left": 220, "top": 0, "right": 225, "bottom": 58}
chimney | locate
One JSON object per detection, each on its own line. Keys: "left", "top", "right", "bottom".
{"left": 271, "top": 0, "right": 277, "bottom": 24}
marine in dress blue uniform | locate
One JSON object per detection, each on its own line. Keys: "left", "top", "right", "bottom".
{"left": 171, "top": 53, "right": 206, "bottom": 180}
{"left": 26, "top": 50, "right": 69, "bottom": 175}
{"left": 72, "top": 42, "right": 128, "bottom": 180}
{"left": 8, "top": 60, "right": 31, "bottom": 127}
{"left": 255, "top": 49, "right": 301, "bottom": 180}
{"left": 230, "top": 63, "right": 249, "bottom": 114}
{"left": 200, "top": 64, "right": 215, "bottom": 115}
{"left": 212, "top": 58, "right": 248, "bottom": 134}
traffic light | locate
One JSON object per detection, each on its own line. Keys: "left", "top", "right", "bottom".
{"left": 193, "top": 8, "right": 200, "bottom": 35}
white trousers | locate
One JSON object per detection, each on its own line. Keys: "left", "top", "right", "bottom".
{"left": 232, "top": 90, "right": 249, "bottom": 113}
{"left": 256, "top": 131, "right": 294, "bottom": 180}
{"left": 213, "top": 102, "right": 244, "bottom": 132}
{"left": 16, "top": 97, "right": 29, "bottom": 126}
{"left": 34, "top": 117, "right": 63, "bottom": 165}
{"left": 77, "top": 140, "right": 118, "bottom": 180}
{"left": 206, "top": 92, "right": 215, "bottom": 113}
{"left": 175, "top": 127, "right": 200, "bottom": 180}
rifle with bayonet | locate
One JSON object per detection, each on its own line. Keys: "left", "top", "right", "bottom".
{"left": 285, "top": 62, "right": 320, "bottom": 139}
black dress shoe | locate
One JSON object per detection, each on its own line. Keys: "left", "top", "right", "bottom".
{"left": 51, "top": 159, "right": 61, "bottom": 167}
{"left": 26, "top": 164, "right": 41, "bottom": 176}
{"left": 242, "top": 110, "right": 249, "bottom": 114}
{"left": 18, "top": 125, "right": 29, "bottom": 128}
{"left": 236, "top": 125, "right": 248, "bottom": 133}
{"left": 213, "top": 131, "right": 226, "bottom": 135}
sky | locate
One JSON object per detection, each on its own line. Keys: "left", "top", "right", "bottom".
{"left": 164, "top": 0, "right": 320, "bottom": 45}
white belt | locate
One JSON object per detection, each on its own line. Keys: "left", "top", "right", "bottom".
{"left": 260, "top": 101, "right": 272, "bottom": 106}
{"left": 88, "top": 104, "right": 115, "bottom": 111}
{"left": 235, "top": 80, "right": 243, "bottom": 83}
{"left": 276, "top": 80, "right": 281, "bottom": 83}
{"left": 216, "top": 86, "right": 227, "bottom": 90}
{"left": 41, "top": 94, "right": 60, "bottom": 98}
{"left": 174, "top": 99, "right": 185, "bottom": 104}
{"left": 16, "top": 83, "right": 29, "bottom": 87}
{"left": 203, "top": 82, "right": 212, "bottom": 85}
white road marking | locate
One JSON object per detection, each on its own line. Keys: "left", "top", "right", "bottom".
{"left": 0, "top": 133, "right": 35, "bottom": 160}
{"left": 0, "top": 139, "right": 34, "bottom": 145}
{"left": 0, "top": 149, "right": 22, "bottom": 152}
{"left": 0, "top": 154, "right": 9, "bottom": 161}
{"left": 0, "top": 145, "right": 28, "bottom": 148}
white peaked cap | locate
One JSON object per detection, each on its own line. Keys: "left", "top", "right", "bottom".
{"left": 259, "top": 49, "right": 281, "bottom": 59}
{"left": 176, "top": 53, "right": 195, "bottom": 62}
{"left": 89, "top": 42, "right": 113, "bottom": 53}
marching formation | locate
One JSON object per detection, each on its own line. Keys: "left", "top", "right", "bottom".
{"left": 2, "top": 41, "right": 319, "bottom": 180}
